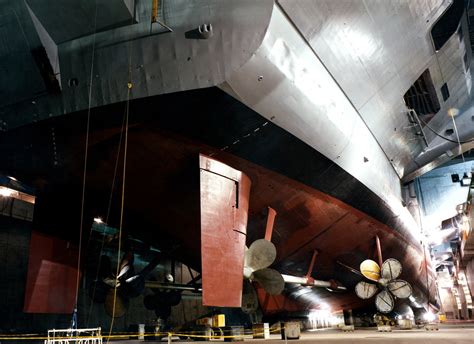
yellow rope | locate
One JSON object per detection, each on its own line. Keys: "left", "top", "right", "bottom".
{"left": 152, "top": 0, "right": 159, "bottom": 23}
{"left": 106, "top": 14, "right": 134, "bottom": 342}
{"left": 0, "top": 327, "right": 284, "bottom": 341}
{"left": 75, "top": 0, "right": 99, "bottom": 312}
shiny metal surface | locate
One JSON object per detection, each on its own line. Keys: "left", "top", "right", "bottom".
{"left": 1, "top": 0, "right": 472, "bottom": 181}
{"left": 252, "top": 268, "right": 285, "bottom": 295}
{"left": 274, "top": 0, "right": 473, "bottom": 180}
{"left": 375, "top": 289, "right": 394, "bottom": 313}
{"left": 388, "top": 279, "right": 412, "bottom": 299}
{"left": 355, "top": 281, "right": 378, "bottom": 299}
{"left": 425, "top": 12, "right": 472, "bottom": 143}
{"left": 0, "top": 0, "right": 275, "bottom": 129}
{"left": 403, "top": 134, "right": 474, "bottom": 182}
{"left": 25, "top": 0, "right": 135, "bottom": 43}
{"left": 223, "top": 3, "right": 421, "bottom": 240}
{"left": 381, "top": 258, "right": 402, "bottom": 280}
{"left": 277, "top": 0, "right": 453, "bottom": 179}
{"left": 360, "top": 259, "right": 381, "bottom": 282}
{"left": 245, "top": 239, "right": 277, "bottom": 272}
{"left": 144, "top": 281, "right": 202, "bottom": 292}
{"left": 280, "top": 274, "right": 342, "bottom": 289}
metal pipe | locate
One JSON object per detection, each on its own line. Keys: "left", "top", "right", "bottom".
{"left": 281, "top": 274, "right": 346, "bottom": 290}
{"left": 264, "top": 207, "right": 277, "bottom": 241}
{"left": 375, "top": 235, "right": 383, "bottom": 267}
{"left": 145, "top": 281, "right": 202, "bottom": 292}
{"left": 305, "top": 250, "right": 318, "bottom": 279}
{"left": 181, "top": 294, "right": 203, "bottom": 300}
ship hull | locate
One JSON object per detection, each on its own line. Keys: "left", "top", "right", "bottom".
{"left": 0, "top": 87, "right": 437, "bottom": 314}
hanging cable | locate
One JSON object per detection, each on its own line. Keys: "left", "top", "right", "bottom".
{"left": 106, "top": 75, "right": 131, "bottom": 344}
{"left": 106, "top": 17, "right": 134, "bottom": 343}
{"left": 415, "top": 181, "right": 432, "bottom": 314}
{"left": 74, "top": 0, "right": 99, "bottom": 324}
{"left": 451, "top": 114, "right": 467, "bottom": 163}
{"left": 86, "top": 112, "right": 127, "bottom": 326}
{"left": 420, "top": 21, "right": 474, "bottom": 146}
{"left": 416, "top": 113, "right": 474, "bottom": 144}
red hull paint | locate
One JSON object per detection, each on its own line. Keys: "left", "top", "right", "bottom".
{"left": 200, "top": 154, "right": 251, "bottom": 307}
{"left": 24, "top": 231, "right": 78, "bottom": 313}
{"left": 27, "top": 123, "right": 435, "bottom": 313}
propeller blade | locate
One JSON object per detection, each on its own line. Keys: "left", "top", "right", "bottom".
{"left": 360, "top": 259, "right": 381, "bottom": 281}
{"left": 387, "top": 279, "right": 412, "bottom": 299}
{"left": 381, "top": 258, "right": 402, "bottom": 280}
{"left": 104, "top": 289, "right": 129, "bottom": 318}
{"left": 241, "top": 280, "right": 259, "bottom": 314}
{"left": 252, "top": 268, "right": 285, "bottom": 295}
{"left": 117, "top": 252, "right": 134, "bottom": 279}
{"left": 103, "top": 277, "right": 120, "bottom": 288}
{"left": 245, "top": 239, "right": 277, "bottom": 272}
{"left": 355, "top": 281, "right": 378, "bottom": 299}
{"left": 375, "top": 289, "right": 394, "bottom": 313}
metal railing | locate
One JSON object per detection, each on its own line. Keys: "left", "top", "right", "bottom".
{"left": 44, "top": 328, "right": 102, "bottom": 344}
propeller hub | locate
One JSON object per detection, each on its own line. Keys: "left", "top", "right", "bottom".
{"left": 378, "top": 278, "right": 389, "bottom": 287}
{"left": 243, "top": 267, "right": 254, "bottom": 279}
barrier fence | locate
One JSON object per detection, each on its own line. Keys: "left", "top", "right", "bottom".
{"left": 0, "top": 327, "right": 285, "bottom": 342}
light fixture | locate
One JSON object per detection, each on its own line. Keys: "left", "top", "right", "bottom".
{"left": 460, "top": 172, "right": 471, "bottom": 187}
{"left": 93, "top": 217, "right": 103, "bottom": 224}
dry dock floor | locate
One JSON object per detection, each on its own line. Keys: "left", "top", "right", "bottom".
{"left": 121, "top": 324, "right": 474, "bottom": 344}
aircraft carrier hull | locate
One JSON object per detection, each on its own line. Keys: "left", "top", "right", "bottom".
{"left": 0, "top": 87, "right": 437, "bottom": 314}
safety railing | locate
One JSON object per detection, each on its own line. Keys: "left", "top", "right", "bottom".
{"left": 44, "top": 328, "right": 102, "bottom": 344}
{"left": 0, "top": 324, "right": 297, "bottom": 342}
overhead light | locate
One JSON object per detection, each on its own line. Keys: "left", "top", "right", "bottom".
{"left": 460, "top": 172, "right": 471, "bottom": 187}
{"left": 7, "top": 176, "right": 18, "bottom": 181}
{"left": 93, "top": 217, "right": 103, "bottom": 224}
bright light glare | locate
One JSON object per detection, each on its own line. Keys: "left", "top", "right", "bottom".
{"left": 447, "top": 108, "right": 459, "bottom": 117}
{"left": 423, "top": 312, "right": 437, "bottom": 322}
{"left": 93, "top": 217, "right": 103, "bottom": 224}
{"left": 7, "top": 176, "right": 18, "bottom": 181}
{"left": 308, "top": 309, "right": 338, "bottom": 327}
{"left": 0, "top": 188, "right": 14, "bottom": 197}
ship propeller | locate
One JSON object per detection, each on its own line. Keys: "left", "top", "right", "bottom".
{"left": 243, "top": 239, "right": 285, "bottom": 296}
{"left": 240, "top": 238, "right": 284, "bottom": 314}
{"left": 94, "top": 251, "right": 161, "bottom": 318}
{"left": 355, "top": 258, "right": 412, "bottom": 313}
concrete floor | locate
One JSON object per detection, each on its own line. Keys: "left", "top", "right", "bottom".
{"left": 119, "top": 324, "right": 474, "bottom": 344}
